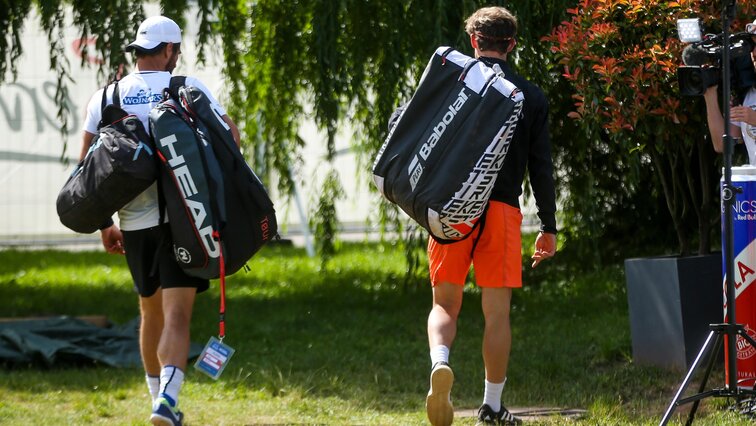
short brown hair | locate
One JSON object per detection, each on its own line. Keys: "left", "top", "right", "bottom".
{"left": 464, "top": 7, "right": 518, "bottom": 53}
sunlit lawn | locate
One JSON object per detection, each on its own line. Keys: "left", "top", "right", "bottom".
{"left": 0, "top": 240, "right": 744, "bottom": 425}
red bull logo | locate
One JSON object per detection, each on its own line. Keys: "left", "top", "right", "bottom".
{"left": 723, "top": 167, "right": 756, "bottom": 388}
{"left": 737, "top": 326, "right": 756, "bottom": 360}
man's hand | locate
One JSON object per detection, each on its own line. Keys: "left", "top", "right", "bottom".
{"left": 731, "top": 105, "right": 756, "bottom": 126}
{"left": 531, "top": 231, "right": 556, "bottom": 268}
{"left": 100, "top": 224, "right": 125, "bottom": 255}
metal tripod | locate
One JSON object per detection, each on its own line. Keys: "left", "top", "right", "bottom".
{"left": 660, "top": 1, "right": 756, "bottom": 424}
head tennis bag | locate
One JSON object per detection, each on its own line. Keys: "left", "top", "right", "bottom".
{"left": 150, "top": 78, "right": 277, "bottom": 280}
{"left": 56, "top": 81, "right": 157, "bottom": 233}
{"left": 372, "top": 46, "right": 524, "bottom": 241}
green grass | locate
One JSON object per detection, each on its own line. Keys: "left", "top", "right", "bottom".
{"left": 0, "top": 241, "right": 744, "bottom": 425}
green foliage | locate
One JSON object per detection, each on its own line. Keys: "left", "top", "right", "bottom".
{"left": 309, "top": 168, "right": 345, "bottom": 266}
{"left": 0, "top": 0, "right": 31, "bottom": 81}
{"left": 0, "top": 246, "right": 743, "bottom": 424}
{"left": 68, "top": 0, "right": 144, "bottom": 79}
{"left": 37, "top": 1, "right": 73, "bottom": 156}
{"left": 7, "top": 1, "right": 687, "bottom": 264}
{"left": 544, "top": 0, "right": 754, "bottom": 257}
{"left": 208, "top": 0, "right": 577, "bottom": 260}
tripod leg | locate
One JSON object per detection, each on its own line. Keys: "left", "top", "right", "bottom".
{"left": 686, "top": 333, "right": 724, "bottom": 426}
{"left": 739, "top": 329, "right": 756, "bottom": 349}
{"left": 660, "top": 330, "right": 720, "bottom": 426}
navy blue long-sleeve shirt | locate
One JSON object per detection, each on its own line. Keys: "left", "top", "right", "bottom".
{"left": 479, "top": 57, "right": 557, "bottom": 234}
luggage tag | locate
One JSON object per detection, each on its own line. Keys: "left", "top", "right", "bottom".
{"left": 194, "top": 336, "right": 235, "bottom": 380}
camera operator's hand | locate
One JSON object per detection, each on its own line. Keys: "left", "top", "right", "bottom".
{"left": 731, "top": 105, "right": 756, "bottom": 126}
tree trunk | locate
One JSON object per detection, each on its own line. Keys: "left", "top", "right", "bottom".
{"left": 697, "top": 137, "right": 713, "bottom": 254}
{"left": 650, "top": 146, "right": 690, "bottom": 255}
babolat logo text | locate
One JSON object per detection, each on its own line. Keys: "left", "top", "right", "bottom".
{"left": 421, "top": 88, "right": 469, "bottom": 160}
{"left": 408, "top": 87, "right": 469, "bottom": 191}
{"left": 160, "top": 134, "right": 221, "bottom": 258}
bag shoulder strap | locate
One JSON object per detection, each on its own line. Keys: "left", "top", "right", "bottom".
{"left": 97, "top": 80, "right": 121, "bottom": 129}
{"left": 468, "top": 204, "right": 489, "bottom": 257}
{"left": 100, "top": 80, "right": 121, "bottom": 111}
{"left": 167, "top": 75, "right": 187, "bottom": 100}
{"left": 440, "top": 47, "right": 455, "bottom": 65}
{"left": 459, "top": 59, "right": 479, "bottom": 82}
{"left": 157, "top": 166, "right": 167, "bottom": 226}
{"left": 429, "top": 202, "right": 491, "bottom": 250}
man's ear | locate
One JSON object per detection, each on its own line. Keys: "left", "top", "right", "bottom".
{"left": 507, "top": 38, "right": 517, "bottom": 53}
{"left": 469, "top": 33, "right": 478, "bottom": 49}
{"left": 164, "top": 43, "right": 175, "bottom": 58}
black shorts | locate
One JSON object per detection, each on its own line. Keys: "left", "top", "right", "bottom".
{"left": 122, "top": 224, "right": 209, "bottom": 297}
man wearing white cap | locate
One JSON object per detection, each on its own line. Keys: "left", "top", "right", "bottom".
{"left": 703, "top": 19, "right": 756, "bottom": 163}
{"left": 79, "top": 15, "right": 239, "bottom": 426}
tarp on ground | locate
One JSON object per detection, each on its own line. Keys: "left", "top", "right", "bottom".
{"left": 0, "top": 316, "right": 202, "bottom": 368}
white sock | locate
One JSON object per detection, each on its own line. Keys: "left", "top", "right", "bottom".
{"left": 484, "top": 378, "right": 506, "bottom": 412}
{"left": 146, "top": 374, "right": 160, "bottom": 402}
{"left": 430, "top": 345, "right": 450, "bottom": 367}
{"left": 159, "top": 365, "right": 185, "bottom": 408}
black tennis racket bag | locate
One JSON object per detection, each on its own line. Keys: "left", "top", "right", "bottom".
{"left": 372, "top": 47, "right": 524, "bottom": 241}
{"left": 56, "top": 81, "right": 157, "bottom": 233}
{"left": 150, "top": 78, "right": 277, "bottom": 280}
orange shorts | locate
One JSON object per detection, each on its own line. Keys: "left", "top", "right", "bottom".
{"left": 427, "top": 201, "right": 522, "bottom": 288}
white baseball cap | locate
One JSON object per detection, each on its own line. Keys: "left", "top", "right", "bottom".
{"left": 125, "top": 16, "right": 182, "bottom": 52}
{"left": 747, "top": 19, "right": 756, "bottom": 34}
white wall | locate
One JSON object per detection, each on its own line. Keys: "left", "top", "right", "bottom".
{"left": 0, "top": 5, "right": 376, "bottom": 246}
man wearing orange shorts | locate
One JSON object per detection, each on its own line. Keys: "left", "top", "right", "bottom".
{"left": 424, "top": 7, "right": 557, "bottom": 426}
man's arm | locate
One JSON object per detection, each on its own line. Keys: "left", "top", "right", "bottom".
{"left": 527, "top": 89, "right": 558, "bottom": 268}
{"left": 100, "top": 224, "right": 125, "bottom": 254}
{"left": 79, "top": 132, "right": 95, "bottom": 162}
{"left": 703, "top": 86, "right": 742, "bottom": 153}
{"left": 531, "top": 232, "right": 556, "bottom": 268}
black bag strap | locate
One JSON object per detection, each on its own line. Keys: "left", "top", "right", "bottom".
{"left": 459, "top": 59, "right": 479, "bottom": 82}
{"left": 468, "top": 204, "right": 489, "bottom": 257}
{"left": 152, "top": 76, "right": 182, "bottom": 229}
{"left": 100, "top": 80, "right": 121, "bottom": 111}
{"left": 157, "top": 163, "right": 167, "bottom": 226}
{"left": 166, "top": 75, "right": 187, "bottom": 100}
{"left": 440, "top": 47, "right": 455, "bottom": 65}
{"left": 97, "top": 80, "right": 121, "bottom": 129}
{"left": 112, "top": 80, "right": 121, "bottom": 108}
{"left": 99, "top": 83, "right": 108, "bottom": 111}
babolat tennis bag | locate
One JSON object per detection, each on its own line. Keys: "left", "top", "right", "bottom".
{"left": 150, "top": 77, "right": 277, "bottom": 280}
{"left": 56, "top": 81, "right": 157, "bottom": 233}
{"left": 372, "top": 46, "right": 524, "bottom": 241}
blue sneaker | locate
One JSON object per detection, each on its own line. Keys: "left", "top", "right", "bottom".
{"left": 150, "top": 397, "right": 184, "bottom": 426}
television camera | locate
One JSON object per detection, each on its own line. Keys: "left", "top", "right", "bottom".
{"left": 677, "top": 19, "right": 755, "bottom": 96}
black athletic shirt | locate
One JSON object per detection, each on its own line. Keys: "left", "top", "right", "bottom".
{"left": 478, "top": 57, "right": 558, "bottom": 234}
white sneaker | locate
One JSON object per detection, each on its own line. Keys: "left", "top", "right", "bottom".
{"left": 426, "top": 361, "right": 454, "bottom": 426}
